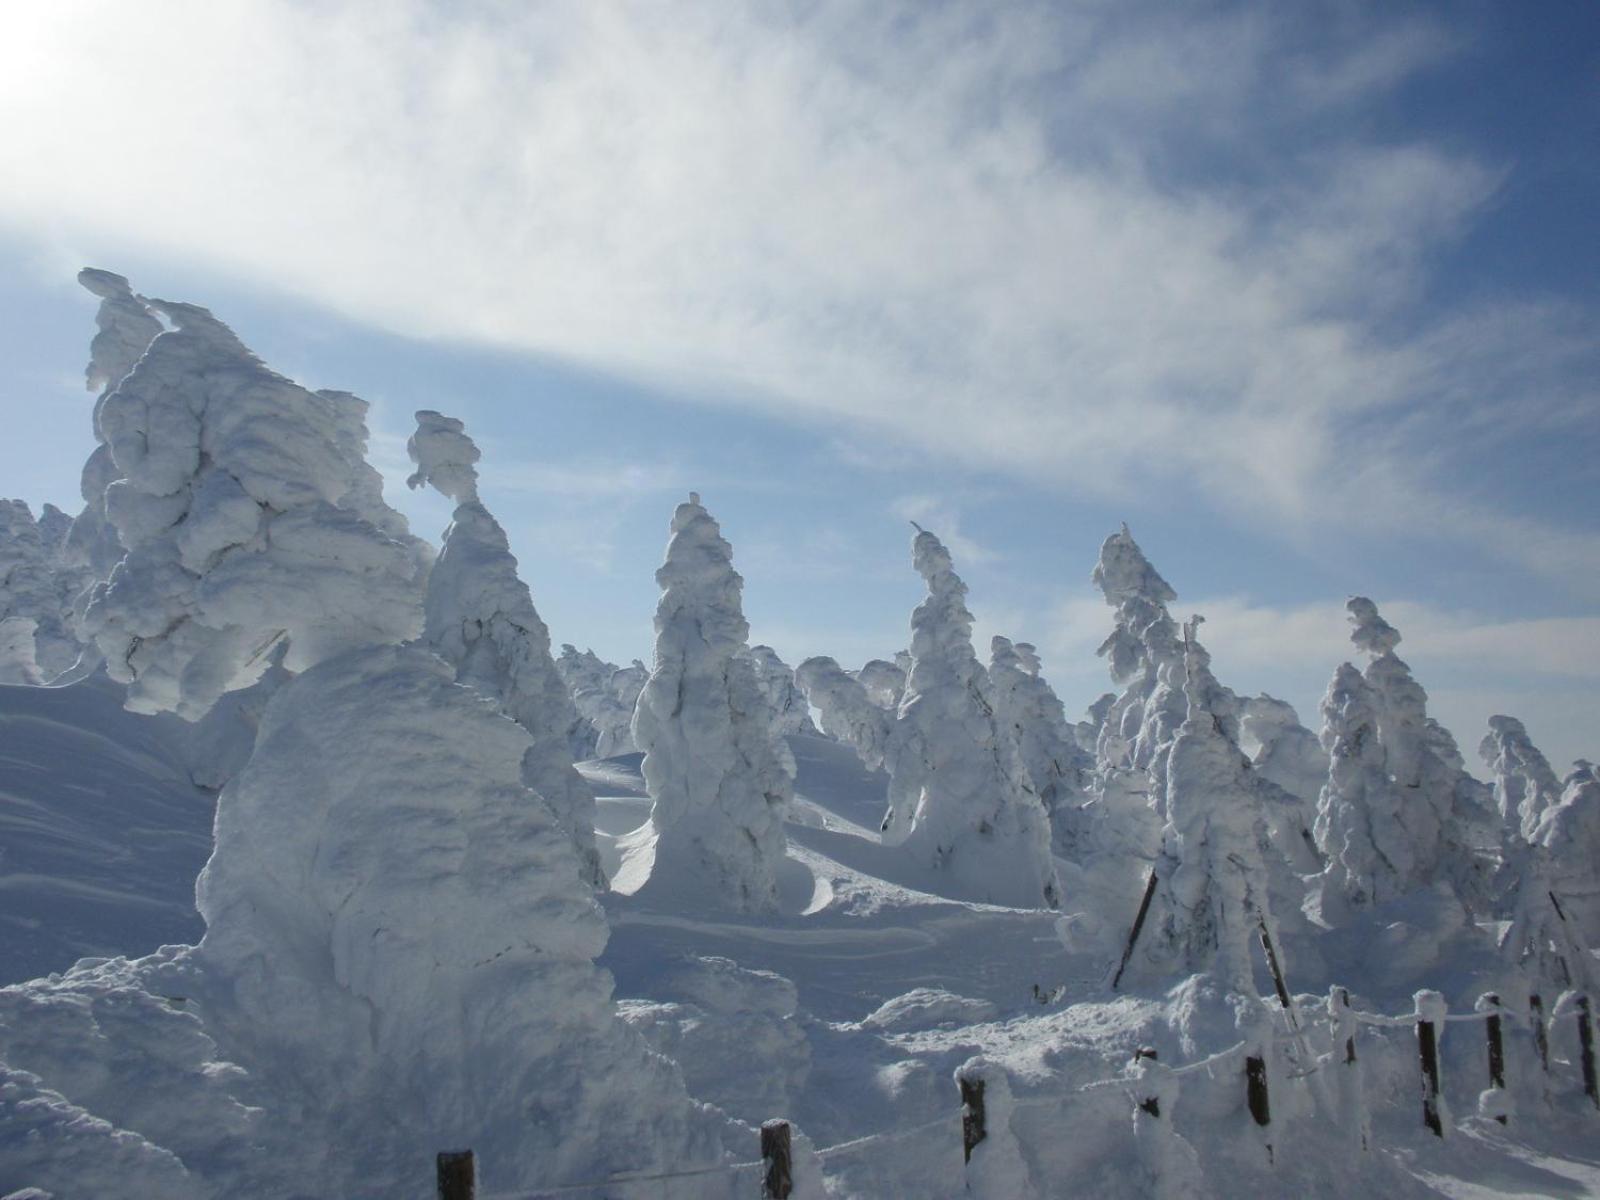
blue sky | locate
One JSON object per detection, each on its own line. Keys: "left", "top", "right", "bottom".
{"left": 0, "top": 1, "right": 1596, "bottom": 770}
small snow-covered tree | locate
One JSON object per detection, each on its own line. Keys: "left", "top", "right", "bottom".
{"left": 1150, "top": 620, "right": 1278, "bottom": 990}
{"left": 407, "top": 409, "right": 605, "bottom": 889}
{"left": 795, "top": 655, "right": 894, "bottom": 774}
{"left": 1240, "top": 695, "right": 1328, "bottom": 813}
{"left": 1313, "top": 662, "right": 1404, "bottom": 914}
{"left": 632, "top": 493, "right": 793, "bottom": 911}
{"left": 800, "top": 529, "right": 1060, "bottom": 909}
{"left": 1343, "top": 597, "right": 1496, "bottom": 911}
{"left": 557, "top": 645, "right": 648, "bottom": 758}
{"left": 1514, "top": 761, "right": 1600, "bottom": 954}
{"left": 989, "top": 635, "right": 1091, "bottom": 859}
{"left": 744, "top": 644, "right": 819, "bottom": 736}
{"left": 1479, "top": 715, "right": 1563, "bottom": 843}
{"left": 0, "top": 500, "right": 73, "bottom": 678}
{"left": 0, "top": 616, "right": 41, "bottom": 684}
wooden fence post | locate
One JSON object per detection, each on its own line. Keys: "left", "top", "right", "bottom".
{"left": 1337, "top": 988, "right": 1356, "bottom": 1066}
{"left": 761, "top": 1119, "right": 793, "bottom": 1199}
{"left": 1579, "top": 996, "right": 1599, "bottom": 1110}
{"left": 1134, "top": 1048, "right": 1161, "bottom": 1118}
{"left": 1245, "top": 1055, "right": 1270, "bottom": 1130}
{"left": 1415, "top": 992, "right": 1445, "bottom": 1138}
{"left": 1330, "top": 987, "right": 1368, "bottom": 1151}
{"left": 1484, "top": 993, "right": 1508, "bottom": 1125}
{"left": 957, "top": 1068, "right": 987, "bottom": 1164}
{"left": 436, "top": 1150, "right": 475, "bottom": 1200}
{"left": 1531, "top": 993, "right": 1550, "bottom": 1076}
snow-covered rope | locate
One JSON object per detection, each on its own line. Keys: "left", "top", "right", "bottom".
{"left": 477, "top": 1113, "right": 962, "bottom": 1197}
{"left": 477, "top": 1155, "right": 764, "bottom": 1199}
{"left": 813, "top": 1112, "right": 961, "bottom": 1160}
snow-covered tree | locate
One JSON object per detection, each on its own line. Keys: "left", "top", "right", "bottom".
{"left": 989, "top": 635, "right": 1091, "bottom": 859}
{"left": 794, "top": 656, "right": 894, "bottom": 775}
{"left": 632, "top": 493, "right": 793, "bottom": 911}
{"left": 77, "top": 295, "right": 431, "bottom": 718}
{"left": 1479, "top": 715, "right": 1563, "bottom": 843}
{"left": 0, "top": 501, "right": 65, "bottom": 678}
{"left": 800, "top": 528, "right": 1060, "bottom": 909}
{"left": 1519, "top": 761, "right": 1600, "bottom": 951}
{"left": 855, "top": 656, "right": 908, "bottom": 709}
{"left": 407, "top": 409, "right": 605, "bottom": 889}
{"left": 1149, "top": 620, "right": 1279, "bottom": 990}
{"left": 744, "top": 644, "right": 819, "bottom": 736}
{"left": 1240, "top": 695, "right": 1328, "bottom": 814}
{"left": 0, "top": 617, "right": 41, "bottom": 684}
{"left": 1313, "top": 662, "right": 1404, "bottom": 914}
{"left": 1084, "top": 527, "right": 1189, "bottom": 870}
{"left": 557, "top": 645, "right": 648, "bottom": 758}
{"left": 1343, "top": 597, "right": 1496, "bottom": 910}
{"left": 63, "top": 270, "right": 164, "bottom": 593}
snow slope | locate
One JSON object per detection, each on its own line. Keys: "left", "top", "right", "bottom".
{"left": 0, "top": 672, "right": 214, "bottom": 984}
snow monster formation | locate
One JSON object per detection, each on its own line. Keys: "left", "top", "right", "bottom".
{"left": 989, "top": 635, "right": 1091, "bottom": 858}
{"left": 557, "top": 643, "right": 649, "bottom": 758}
{"left": 633, "top": 493, "right": 795, "bottom": 911}
{"left": 1314, "top": 598, "right": 1495, "bottom": 919}
{"left": 408, "top": 409, "right": 605, "bottom": 889}
{"left": 0, "top": 499, "right": 83, "bottom": 679}
{"left": 0, "top": 273, "right": 728, "bottom": 1199}
{"left": 799, "top": 527, "right": 1060, "bottom": 909}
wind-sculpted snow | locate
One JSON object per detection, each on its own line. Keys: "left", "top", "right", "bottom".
{"left": 803, "top": 529, "right": 1059, "bottom": 909}
{"left": 410, "top": 410, "right": 604, "bottom": 888}
{"left": 1479, "top": 714, "right": 1563, "bottom": 843}
{"left": 76, "top": 287, "right": 429, "bottom": 718}
{"left": 990, "top": 635, "right": 1091, "bottom": 859}
{"left": 633, "top": 494, "right": 793, "bottom": 910}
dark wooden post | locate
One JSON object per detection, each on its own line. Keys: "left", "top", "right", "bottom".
{"left": 761, "top": 1119, "right": 794, "bottom": 1199}
{"left": 1484, "top": 993, "right": 1507, "bottom": 1125}
{"left": 958, "top": 1071, "right": 987, "bottom": 1164}
{"left": 1258, "top": 921, "right": 1292, "bottom": 1010}
{"left": 1135, "top": 1048, "right": 1161, "bottom": 1118}
{"left": 1417, "top": 1012, "right": 1444, "bottom": 1137}
{"left": 1579, "top": 996, "right": 1599, "bottom": 1110}
{"left": 1245, "top": 1055, "right": 1270, "bottom": 1127}
{"left": 1531, "top": 993, "right": 1550, "bottom": 1075}
{"left": 436, "top": 1150, "right": 475, "bottom": 1200}
{"left": 1112, "top": 869, "right": 1159, "bottom": 990}
{"left": 1337, "top": 988, "right": 1357, "bottom": 1065}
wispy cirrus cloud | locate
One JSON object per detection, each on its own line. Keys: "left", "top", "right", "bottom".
{"left": 2, "top": 2, "right": 1595, "bottom": 591}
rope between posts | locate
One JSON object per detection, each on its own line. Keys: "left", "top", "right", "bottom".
{"left": 479, "top": 1113, "right": 964, "bottom": 1197}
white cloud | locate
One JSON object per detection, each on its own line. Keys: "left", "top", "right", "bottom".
{"left": 1, "top": 2, "right": 1594, "bottom": 590}
{"left": 889, "top": 495, "right": 997, "bottom": 565}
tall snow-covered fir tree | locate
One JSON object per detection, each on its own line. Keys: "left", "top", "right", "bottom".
{"left": 407, "top": 409, "right": 606, "bottom": 889}
{"left": 632, "top": 493, "right": 794, "bottom": 911}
